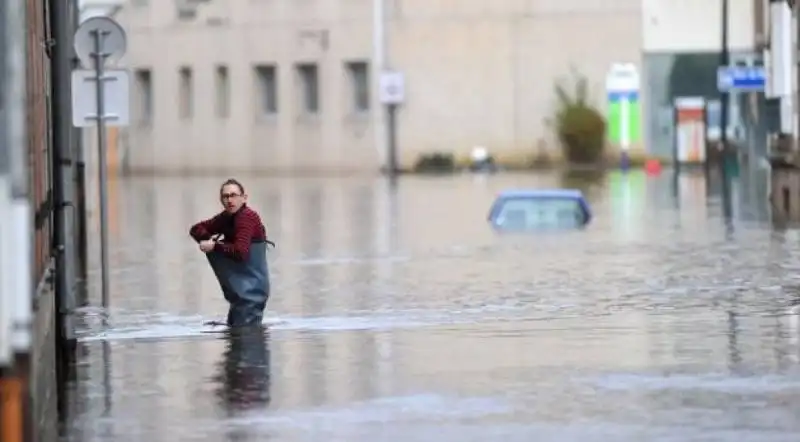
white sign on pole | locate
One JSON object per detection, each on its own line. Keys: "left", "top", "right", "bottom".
{"left": 71, "top": 69, "right": 131, "bottom": 127}
{"left": 74, "top": 16, "right": 127, "bottom": 67}
{"left": 379, "top": 71, "right": 405, "bottom": 105}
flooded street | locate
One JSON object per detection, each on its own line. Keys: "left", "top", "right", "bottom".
{"left": 61, "top": 170, "right": 800, "bottom": 441}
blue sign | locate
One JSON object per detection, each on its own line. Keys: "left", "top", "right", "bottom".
{"left": 607, "top": 91, "right": 639, "bottom": 102}
{"left": 717, "top": 66, "right": 766, "bottom": 92}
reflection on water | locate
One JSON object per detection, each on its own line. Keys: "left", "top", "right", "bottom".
{"left": 214, "top": 328, "right": 271, "bottom": 414}
{"left": 559, "top": 168, "right": 605, "bottom": 196}
{"left": 60, "top": 170, "right": 800, "bottom": 441}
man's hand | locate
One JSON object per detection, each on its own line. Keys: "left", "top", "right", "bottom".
{"left": 199, "top": 239, "right": 216, "bottom": 253}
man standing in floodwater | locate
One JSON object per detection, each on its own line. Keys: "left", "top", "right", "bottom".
{"left": 189, "top": 178, "right": 272, "bottom": 327}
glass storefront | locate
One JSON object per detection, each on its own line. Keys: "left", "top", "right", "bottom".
{"left": 642, "top": 51, "right": 768, "bottom": 161}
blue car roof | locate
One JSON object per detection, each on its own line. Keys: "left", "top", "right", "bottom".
{"left": 489, "top": 188, "right": 592, "bottom": 225}
{"left": 496, "top": 189, "right": 585, "bottom": 199}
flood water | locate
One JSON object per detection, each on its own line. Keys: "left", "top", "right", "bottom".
{"left": 61, "top": 169, "right": 800, "bottom": 441}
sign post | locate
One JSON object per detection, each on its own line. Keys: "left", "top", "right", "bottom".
{"left": 72, "top": 16, "right": 129, "bottom": 317}
{"left": 716, "top": 65, "right": 766, "bottom": 92}
{"left": 606, "top": 63, "right": 641, "bottom": 171}
{"left": 379, "top": 71, "right": 405, "bottom": 176}
{"left": 717, "top": 65, "right": 764, "bottom": 178}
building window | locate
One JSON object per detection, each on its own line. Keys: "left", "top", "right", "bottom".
{"left": 296, "top": 63, "right": 319, "bottom": 113}
{"left": 133, "top": 68, "right": 152, "bottom": 123}
{"left": 254, "top": 65, "right": 278, "bottom": 115}
{"left": 215, "top": 65, "right": 230, "bottom": 118}
{"left": 345, "top": 61, "right": 369, "bottom": 112}
{"left": 178, "top": 66, "right": 193, "bottom": 119}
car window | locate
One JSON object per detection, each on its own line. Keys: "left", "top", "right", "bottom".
{"left": 494, "top": 197, "right": 584, "bottom": 229}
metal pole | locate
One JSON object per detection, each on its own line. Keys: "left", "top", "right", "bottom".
{"left": 372, "top": 0, "right": 390, "bottom": 174}
{"left": 69, "top": 1, "right": 88, "bottom": 302}
{"left": 49, "top": 0, "right": 77, "bottom": 382}
{"left": 92, "top": 29, "right": 111, "bottom": 313}
{"left": 387, "top": 104, "right": 398, "bottom": 175}
{"left": 376, "top": 0, "right": 399, "bottom": 177}
{"left": 719, "top": 0, "right": 734, "bottom": 221}
{"left": 74, "top": 55, "right": 89, "bottom": 303}
{"left": 720, "top": 0, "right": 730, "bottom": 158}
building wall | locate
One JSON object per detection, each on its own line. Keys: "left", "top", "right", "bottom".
{"left": 28, "top": 0, "right": 52, "bottom": 287}
{"left": 27, "top": 0, "right": 59, "bottom": 438}
{"left": 390, "top": 0, "right": 643, "bottom": 165}
{"left": 112, "top": 0, "right": 759, "bottom": 173}
{"left": 114, "top": 0, "right": 643, "bottom": 174}
{"left": 642, "top": 0, "right": 755, "bottom": 53}
{"left": 117, "top": 0, "right": 378, "bottom": 174}
{"left": 640, "top": 0, "right": 760, "bottom": 160}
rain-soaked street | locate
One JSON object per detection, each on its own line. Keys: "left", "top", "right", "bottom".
{"left": 60, "top": 170, "right": 800, "bottom": 441}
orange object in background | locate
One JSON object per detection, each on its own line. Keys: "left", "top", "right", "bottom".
{"left": 645, "top": 159, "right": 662, "bottom": 175}
{"left": 674, "top": 97, "right": 707, "bottom": 164}
{"left": 0, "top": 376, "right": 24, "bottom": 442}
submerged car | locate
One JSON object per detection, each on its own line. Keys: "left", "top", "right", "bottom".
{"left": 487, "top": 189, "right": 591, "bottom": 230}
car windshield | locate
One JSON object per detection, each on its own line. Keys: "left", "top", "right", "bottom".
{"left": 494, "top": 197, "right": 585, "bottom": 229}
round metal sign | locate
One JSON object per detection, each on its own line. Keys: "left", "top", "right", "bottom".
{"left": 73, "top": 16, "right": 128, "bottom": 68}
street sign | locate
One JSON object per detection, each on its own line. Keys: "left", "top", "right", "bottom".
{"left": 72, "top": 16, "right": 129, "bottom": 317}
{"left": 379, "top": 71, "right": 405, "bottom": 105}
{"left": 71, "top": 69, "right": 130, "bottom": 127}
{"left": 74, "top": 16, "right": 127, "bottom": 67}
{"left": 605, "top": 63, "right": 641, "bottom": 154}
{"left": 717, "top": 66, "right": 765, "bottom": 92}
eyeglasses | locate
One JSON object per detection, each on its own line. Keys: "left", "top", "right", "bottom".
{"left": 221, "top": 193, "right": 242, "bottom": 200}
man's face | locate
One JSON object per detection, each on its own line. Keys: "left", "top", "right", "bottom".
{"left": 220, "top": 184, "right": 246, "bottom": 213}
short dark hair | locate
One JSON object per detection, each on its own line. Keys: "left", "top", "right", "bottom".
{"left": 220, "top": 178, "right": 245, "bottom": 195}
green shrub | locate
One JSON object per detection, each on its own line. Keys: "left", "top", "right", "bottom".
{"left": 412, "top": 152, "right": 456, "bottom": 173}
{"left": 549, "top": 72, "right": 607, "bottom": 164}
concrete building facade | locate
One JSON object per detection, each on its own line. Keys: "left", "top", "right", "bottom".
{"left": 107, "top": 0, "right": 760, "bottom": 174}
